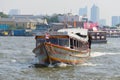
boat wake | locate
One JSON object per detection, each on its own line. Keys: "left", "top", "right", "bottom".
{"left": 81, "top": 62, "right": 102, "bottom": 66}
{"left": 91, "top": 52, "right": 120, "bottom": 57}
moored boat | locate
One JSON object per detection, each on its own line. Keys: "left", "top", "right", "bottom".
{"left": 33, "top": 28, "right": 90, "bottom": 66}
{"left": 88, "top": 31, "right": 107, "bottom": 43}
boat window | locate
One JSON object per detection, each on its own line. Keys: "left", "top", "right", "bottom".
{"left": 76, "top": 33, "right": 87, "bottom": 38}
{"left": 74, "top": 40, "right": 81, "bottom": 48}
{"left": 36, "top": 38, "right": 45, "bottom": 46}
{"left": 92, "top": 36, "right": 95, "bottom": 39}
{"left": 101, "top": 36, "right": 105, "bottom": 39}
{"left": 49, "top": 38, "right": 58, "bottom": 45}
{"left": 70, "top": 38, "right": 79, "bottom": 49}
{"left": 70, "top": 38, "right": 73, "bottom": 49}
{"left": 59, "top": 38, "right": 69, "bottom": 47}
{"left": 37, "top": 39, "right": 45, "bottom": 43}
{"left": 74, "top": 40, "right": 77, "bottom": 47}
{"left": 77, "top": 40, "right": 79, "bottom": 48}
{"left": 79, "top": 41, "right": 82, "bottom": 48}
{"left": 101, "top": 32, "right": 106, "bottom": 35}
{"left": 97, "top": 36, "right": 100, "bottom": 39}
{"left": 97, "top": 32, "right": 100, "bottom": 35}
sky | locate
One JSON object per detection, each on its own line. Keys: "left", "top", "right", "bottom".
{"left": 0, "top": 0, "right": 120, "bottom": 25}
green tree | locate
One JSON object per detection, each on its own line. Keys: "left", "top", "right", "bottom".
{"left": 42, "top": 14, "right": 59, "bottom": 23}
{"left": 0, "top": 12, "right": 9, "bottom": 18}
{"left": 50, "top": 14, "right": 59, "bottom": 23}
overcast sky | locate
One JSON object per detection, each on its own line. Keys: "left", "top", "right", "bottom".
{"left": 0, "top": 0, "right": 120, "bottom": 25}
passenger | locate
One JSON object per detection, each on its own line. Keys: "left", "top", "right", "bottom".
{"left": 45, "top": 32, "right": 50, "bottom": 42}
{"left": 88, "top": 33, "right": 92, "bottom": 56}
{"left": 88, "top": 34, "right": 92, "bottom": 49}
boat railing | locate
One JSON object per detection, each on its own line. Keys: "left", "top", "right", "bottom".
{"left": 36, "top": 31, "right": 68, "bottom": 36}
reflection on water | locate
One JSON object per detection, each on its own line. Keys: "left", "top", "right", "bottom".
{"left": 0, "top": 37, "right": 120, "bottom": 80}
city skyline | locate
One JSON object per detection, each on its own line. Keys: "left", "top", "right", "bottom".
{"left": 0, "top": 0, "right": 120, "bottom": 25}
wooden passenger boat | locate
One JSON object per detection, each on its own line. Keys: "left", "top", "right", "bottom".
{"left": 88, "top": 31, "right": 107, "bottom": 43}
{"left": 33, "top": 28, "right": 90, "bottom": 66}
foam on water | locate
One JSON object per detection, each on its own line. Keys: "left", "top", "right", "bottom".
{"left": 91, "top": 51, "right": 120, "bottom": 57}
{"left": 11, "top": 59, "right": 17, "bottom": 63}
{"left": 81, "top": 62, "right": 102, "bottom": 66}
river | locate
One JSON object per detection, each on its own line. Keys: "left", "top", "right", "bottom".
{"left": 0, "top": 37, "right": 120, "bottom": 80}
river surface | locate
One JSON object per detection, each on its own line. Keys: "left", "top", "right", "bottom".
{"left": 0, "top": 37, "right": 120, "bottom": 80}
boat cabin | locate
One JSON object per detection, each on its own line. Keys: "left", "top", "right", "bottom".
{"left": 35, "top": 28, "right": 89, "bottom": 50}
{"left": 88, "top": 31, "right": 107, "bottom": 43}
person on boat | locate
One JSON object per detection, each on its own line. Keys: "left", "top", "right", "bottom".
{"left": 88, "top": 33, "right": 92, "bottom": 56}
{"left": 45, "top": 32, "right": 50, "bottom": 42}
{"left": 88, "top": 33, "right": 92, "bottom": 49}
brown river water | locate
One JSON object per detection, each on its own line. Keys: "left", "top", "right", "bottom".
{"left": 0, "top": 37, "right": 120, "bottom": 80}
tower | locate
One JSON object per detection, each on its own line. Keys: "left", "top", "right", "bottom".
{"left": 90, "top": 4, "right": 99, "bottom": 23}
{"left": 79, "top": 6, "right": 87, "bottom": 17}
{"left": 112, "top": 16, "right": 119, "bottom": 26}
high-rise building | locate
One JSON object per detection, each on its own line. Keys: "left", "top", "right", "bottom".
{"left": 119, "top": 16, "right": 120, "bottom": 24}
{"left": 79, "top": 6, "right": 87, "bottom": 17}
{"left": 90, "top": 4, "right": 99, "bottom": 23}
{"left": 99, "top": 19, "right": 106, "bottom": 26}
{"left": 9, "top": 9, "right": 21, "bottom": 15}
{"left": 111, "top": 16, "right": 119, "bottom": 26}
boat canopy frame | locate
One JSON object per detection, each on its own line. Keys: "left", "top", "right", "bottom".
{"left": 36, "top": 34, "right": 88, "bottom": 51}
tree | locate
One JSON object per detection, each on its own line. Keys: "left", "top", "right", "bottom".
{"left": 50, "top": 14, "right": 59, "bottom": 23}
{"left": 42, "top": 14, "right": 59, "bottom": 23}
{"left": 0, "top": 12, "right": 9, "bottom": 18}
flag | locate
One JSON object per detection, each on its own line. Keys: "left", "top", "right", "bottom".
{"left": 84, "top": 22, "right": 98, "bottom": 31}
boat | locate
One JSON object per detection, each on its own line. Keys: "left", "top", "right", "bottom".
{"left": 88, "top": 31, "right": 107, "bottom": 43}
{"left": 33, "top": 28, "right": 90, "bottom": 66}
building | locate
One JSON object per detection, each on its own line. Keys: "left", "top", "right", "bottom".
{"left": 111, "top": 16, "right": 119, "bottom": 26}
{"left": 9, "top": 9, "right": 21, "bottom": 15}
{"left": 0, "top": 18, "right": 16, "bottom": 28}
{"left": 9, "top": 15, "right": 42, "bottom": 19}
{"left": 90, "top": 4, "right": 100, "bottom": 23}
{"left": 79, "top": 6, "right": 87, "bottom": 17}
{"left": 58, "top": 13, "right": 81, "bottom": 22}
{"left": 0, "top": 24, "right": 9, "bottom": 30}
{"left": 0, "top": 16, "right": 44, "bottom": 30}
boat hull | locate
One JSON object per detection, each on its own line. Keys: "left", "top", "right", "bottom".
{"left": 33, "top": 42, "right": 90, "bottom": 66}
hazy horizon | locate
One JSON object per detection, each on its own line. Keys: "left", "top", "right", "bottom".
{"left": 0, "top": 0, "right": 120, "bottom": 25}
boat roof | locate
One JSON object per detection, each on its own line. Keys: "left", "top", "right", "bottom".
{"left": 58, "top": 28, "right": 88, "bottom": 41}
{"left": 58, "top": 28, "right": 88, "bottom": 35}
{"left": 36, "top": 28, "right": 88, "bottom": 41}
